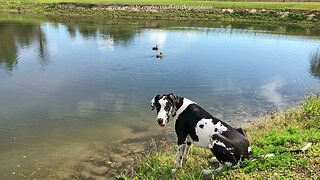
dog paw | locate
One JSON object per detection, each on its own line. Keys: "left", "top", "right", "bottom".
{"left": 183, "top": 156, "right": 188, "bottom": 161}
{"left": 171, "top": 169, "right": 177, "bottom": 173}
{"left": 210, "top": 157, "right": 219, "bottom": 163}
{"left": 202, "top": 169, "right": 213, "bottom": 175}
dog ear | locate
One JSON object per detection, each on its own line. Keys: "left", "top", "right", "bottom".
{"left": 151, "top": 97, "right": 155, "bottom": 111}
{"left": 167, "top": 93, "right": 179, "bottom": 110}
{"left": 151, "top": 94, "right": 160, "bottom": 111}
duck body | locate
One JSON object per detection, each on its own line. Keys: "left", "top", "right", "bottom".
{"left": 156, "top": 52, "right": 163, "bottom": 58}
{"left": 152, "top": 45, "right": 159, "bottom": 51}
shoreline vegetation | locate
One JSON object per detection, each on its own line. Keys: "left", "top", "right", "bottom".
{"left": 122, "top": 92, "right": 320, "bottom": 179}
{"left": 0, "top": 0, "right": 320, "bottom": 27}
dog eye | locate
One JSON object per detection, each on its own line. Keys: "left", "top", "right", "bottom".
{"left": 165, "top": 103, "right": 171, "bottom": 111}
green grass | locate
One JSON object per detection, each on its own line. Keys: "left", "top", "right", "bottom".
{"left": 2, "top": 0, "right": 320, "bottom": 11}
{"left": 0, "top": 0, "right": 319, "bottom": 27}
{"left": 125, "top": 92, "right": 320, "bottom": 179}
{"left": 242, "top": 126, "right": 319, "bottom": 173}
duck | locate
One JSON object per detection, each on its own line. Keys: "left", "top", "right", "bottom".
{"left": 152, "top": 45, "right": 159, "bottom": 51}
{"left": 156, "top": 52, "right": 163, "bottom": 58}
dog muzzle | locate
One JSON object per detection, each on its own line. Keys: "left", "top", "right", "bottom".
{"left": 157, "top": 117, "right": 168, "bottom": 127}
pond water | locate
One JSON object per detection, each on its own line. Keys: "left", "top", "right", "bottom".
{"left": 0, "top": 13, "right": 320, "bottom": 179}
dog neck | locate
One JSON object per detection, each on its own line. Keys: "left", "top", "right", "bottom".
{"left": 171, "top": 97, "right": 195, "bottom": 121}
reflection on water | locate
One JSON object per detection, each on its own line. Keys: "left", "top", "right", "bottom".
{"left": 0, "top": 13, "right": 320, "bottom": 179}
{"left": 65, "top": 23, "right": 139, "bottom": 45}
{"left": 310, "top": 50, "right": 320, "bottom": 79}
{"left": 0, "top": 22, "right": 49, "bottom": 70}
{"left": 0, "top": 21, "right": 143, "bottom": 71}
{"left": 260, "top": 79, "right": 286, "bottom": 108}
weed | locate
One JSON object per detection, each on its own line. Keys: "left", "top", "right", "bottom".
{"left": 301, "top": 92, "right": 320, "bottom": 128}
{"left": 288, "top": 13, "right": 308, "bottom": 21}
{"left": 116, "top": 173, "right": 131, "bottom": 180}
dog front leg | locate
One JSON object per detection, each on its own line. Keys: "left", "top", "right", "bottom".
{"left": 172, "top": 144, "right": 184, "bottom": 173}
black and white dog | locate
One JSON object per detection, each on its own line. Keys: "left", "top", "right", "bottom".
{"left": 150, "top": 93, "right": 312, "bottom": 174}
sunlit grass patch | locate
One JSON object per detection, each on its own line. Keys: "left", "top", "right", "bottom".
{"left": 2, "top": 0, "right": 320, "bottom": 11}
{"left": 135, "top": 144, "right": 213, "bottom": 180}
{"left": 302, "top": 93, "right": 320, "bottom": 129}
{"left": 241, "top": 126, "right": 320, "bottom": 173}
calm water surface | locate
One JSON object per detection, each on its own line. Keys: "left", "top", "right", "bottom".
{"left": 0, "top": 14, "right": 320, "bottom": 179}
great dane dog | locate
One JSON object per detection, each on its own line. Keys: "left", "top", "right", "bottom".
{"left": 150, "top": 93, "right": 312, "bottom": 174}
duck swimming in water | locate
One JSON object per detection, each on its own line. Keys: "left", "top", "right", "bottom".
{"left": 156, "top": 52, "right": 163, "bottom": 58}
{"left": 152, "top": 45, "right": 159, "bottom": 51}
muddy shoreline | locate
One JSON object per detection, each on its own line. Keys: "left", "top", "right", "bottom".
{"left": 41, "top": 132, "right": 177, "bottom": 179}
{"left": 76, "top": 135, "right": 175, "bottom": 179}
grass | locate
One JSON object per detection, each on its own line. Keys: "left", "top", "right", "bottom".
{"left": 0, "top": 0, "right": 319, "bottom": 27}
{"left": 124, "top": 92, "right": 320, "bottom": 179}
{"left": 2, "top": 0, "right": 320, "bottom": 11}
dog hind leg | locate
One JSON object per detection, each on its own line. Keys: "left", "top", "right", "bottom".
{"left": 203, "top": 134, "right": 239, "bottom": 174}
{"left": 183, "top": 135, "right": 192, "bottom": 161}
{"left": 236, "top": 127, "right": 247, "bottom": 137}
{"left": 210, "top": 156, "right": 219, "bottom": 163}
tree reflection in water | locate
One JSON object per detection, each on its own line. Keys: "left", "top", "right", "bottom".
{"left": 0, "top": 22, "right": 48, "bottom": 70}
{"left": 310, "top": 50, "right": 320, "bottom": 79}
{"left": 65, "top": 23, "right": 139, "bottom": 46}
{"left": 0, "top": 21, "right": 139, "bottom": 71}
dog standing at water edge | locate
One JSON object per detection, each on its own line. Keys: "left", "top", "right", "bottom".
{"left": 150, "top": 93, "right": 312, "bottom": 174}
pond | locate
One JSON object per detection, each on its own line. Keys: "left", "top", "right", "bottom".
{"left": 0, "top": 13, "right": 320, "bottom": 179}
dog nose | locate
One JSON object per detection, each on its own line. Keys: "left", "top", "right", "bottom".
{"left": 157, "top": 118, "right": 164, "bottom": 125}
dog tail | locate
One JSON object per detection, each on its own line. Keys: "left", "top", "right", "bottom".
{"left": 250, "top": 142, "right": 312, "bottom": 161}
{"left": 264, "top": 142, "right": 312, "bottom": 158}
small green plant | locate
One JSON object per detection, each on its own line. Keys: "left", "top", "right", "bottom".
{"left": 116, "top": 173, "right": 131, "bottom": 180}
{"left": 136, "top": 151, "right": 175, "bottom": 179}
{"left": 301, "top": 92, "right": 320, "bottom": 128}
{"left": 288, "top": 13, "right": 308, "bottom": 21}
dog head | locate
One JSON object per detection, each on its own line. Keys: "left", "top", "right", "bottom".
{"left": 150, "top": 93, "right": 179, "bottom": 127}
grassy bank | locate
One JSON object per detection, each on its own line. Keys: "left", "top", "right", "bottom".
{"left": 0, "top": 0, "right": 320, "bottom": 27}
{"left": 122, "top": 92, "right": 320, "bottom": 179}
{"left": 2, "top": 0, "right": 320, "bottom": 10}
